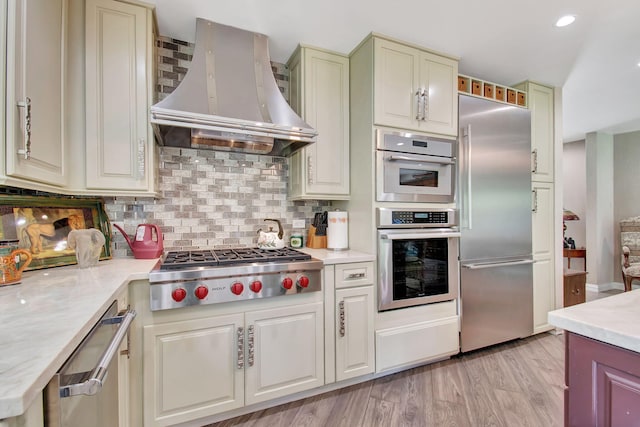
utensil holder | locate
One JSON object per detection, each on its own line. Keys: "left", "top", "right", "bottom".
{"left": 306, "top": 226, "right": 327, "bottom": 249}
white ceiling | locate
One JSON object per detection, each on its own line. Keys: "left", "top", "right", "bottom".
{"left": 147, "top": 0, "right": 640, "bottom": 142}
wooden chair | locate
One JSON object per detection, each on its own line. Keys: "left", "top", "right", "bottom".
{"left": 621, "top": 246, "right": 640, "bottom": 291}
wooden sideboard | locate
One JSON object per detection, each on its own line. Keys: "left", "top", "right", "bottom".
{"left": 563, "top": 248, "right": 586, "bottom": 270}
{"left": 563, "top": 269, "right": 586, "bottom": 307}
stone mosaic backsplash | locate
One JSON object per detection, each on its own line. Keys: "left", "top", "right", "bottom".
{"left": 106, "top": 35, "right": 326, "bottom": 257}
{"left": 106, "top": 148, "right": 330, "bottom": 256}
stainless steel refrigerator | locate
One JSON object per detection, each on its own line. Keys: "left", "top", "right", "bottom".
{"left": 458, "top": 94, "right": 534, "bottom": 353}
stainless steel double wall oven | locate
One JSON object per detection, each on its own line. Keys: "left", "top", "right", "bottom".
{"left": 375, "top": 129, "right": 459, "bottom": 312}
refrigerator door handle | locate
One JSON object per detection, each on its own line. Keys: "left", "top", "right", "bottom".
{"left": 461, "top": 259, "right": 535, "bottom": 269}
{"left": 460, "top": 125, "right": 472, "bottom": 229}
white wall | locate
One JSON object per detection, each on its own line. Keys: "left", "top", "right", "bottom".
{"left": 563, "top": 130, "right": 640, "bottom": 288}
{"left": 562, "top": 140, "right": 586, "bottom": 264}
{"left": 613, "top": 130, "right": 640, "bottom": 281}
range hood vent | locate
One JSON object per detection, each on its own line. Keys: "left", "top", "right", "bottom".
{"left": 150, "top": 19, "right": 317, "bottom": 157}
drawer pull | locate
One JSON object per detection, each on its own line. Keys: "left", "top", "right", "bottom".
{"left": 347, "top": 272, "right": 366, "bottom": 280}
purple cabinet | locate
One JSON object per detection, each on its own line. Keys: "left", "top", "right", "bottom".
{"left": 566, "top": 332, "right": 640, "bottom": 426}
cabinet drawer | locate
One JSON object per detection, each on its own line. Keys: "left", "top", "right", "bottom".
{"left": 335, "top": 262, "right": 374, "bottom": 288}
{"left": 376, "top": 316, "right": 459, "bottom": 373}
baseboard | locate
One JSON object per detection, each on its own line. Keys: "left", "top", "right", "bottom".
{"left": 586, "top": 282, "right": 625, "bottom": 292}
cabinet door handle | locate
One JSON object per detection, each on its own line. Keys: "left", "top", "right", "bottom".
{"left": 532, "top": 189, "right": 538, "bottom": 213}
{"left": 339, "top": 300, "right": 345, "bottom": 337}
{"left": 421, "top": 90, "right": 428, "bottom": 121}
{"left": 248, "top": 325, "right": 255, "bottom": 367}
{"left": 237, "top": 326, "right": 244, "bottom": 369}
{"left": 415, "top": 90, "right": 422, "bottom": 120}
{"left": 307, "top": 155, "right": 313, "bottom": 185}
{"left": 17, "top": 97, "right": 32, "bottom": 160}
{"left": 532, "top": 149, "right": 538, "bottom": 173}
{"left": 137, "top": 138, "right": 146, "bottom": 180}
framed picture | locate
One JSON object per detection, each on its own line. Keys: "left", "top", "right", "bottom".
{"left": 0, "top": 195, "right": 112, "bottom": 270}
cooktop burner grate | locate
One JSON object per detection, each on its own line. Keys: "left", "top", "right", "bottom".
{"left": 159, "top": 247, "right": 312, "bottom": 270}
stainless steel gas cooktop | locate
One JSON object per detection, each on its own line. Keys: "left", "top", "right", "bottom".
{"left": 148, "top": 248, "right": 322, "bottom": 311}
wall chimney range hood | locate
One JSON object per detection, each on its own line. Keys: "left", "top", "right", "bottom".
{"left": 150, "top": 19, "right": 317, "bottom": 157}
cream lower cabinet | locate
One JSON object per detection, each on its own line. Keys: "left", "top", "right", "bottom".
{"left": 329, "top": 262, "right": 375, "bottom": 382}
{"left": 244, "top": 302, "right": 324, "bottom": 404}
{"left": 287, "top": 46, "right": 350, "bottom": 200}
{"left": 532, "top": 181, "right": 556, "bottom": 333}
{"left": 335, "top": 285, "right": 375, "bottom": 381}
{"left": 143, "top": 302, "right": 323, "bottom": 427}
{"left": 4, "top": 0, "right": 67, "bottom": 189}
{"left": 372, "top": 37, "right": 458, "bottom": 137}
{"left": 82, "top": 0, "right": 156, "bottom": 194}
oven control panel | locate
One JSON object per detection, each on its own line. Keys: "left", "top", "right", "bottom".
{"left": 377, "top": 207, "right": 457, "bottom": 228}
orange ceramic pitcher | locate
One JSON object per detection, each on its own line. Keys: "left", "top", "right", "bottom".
{"left": 0, "top": 240, "right": 32, "bottom": 286}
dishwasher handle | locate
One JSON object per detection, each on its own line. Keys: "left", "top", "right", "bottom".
{"left": 60, "top": 308, "right": 136, "bottom": 397}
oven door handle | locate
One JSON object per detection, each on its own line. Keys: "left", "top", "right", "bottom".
{"left": 59, "top": 308, "right": 137, "bottom": 397}
{"left": 387, "top": 154, "right": 455, "bottom": 165}
{"left": 380, "top": 231, "right": 461, "bottom": 240}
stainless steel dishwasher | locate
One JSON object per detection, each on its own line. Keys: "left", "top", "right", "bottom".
{"left": 44, "top": 301, "right": 136, "bottom": 427}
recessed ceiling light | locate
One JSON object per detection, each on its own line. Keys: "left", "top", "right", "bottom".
{"left": 555, "top": 15, "right": 576, "bottom": 27}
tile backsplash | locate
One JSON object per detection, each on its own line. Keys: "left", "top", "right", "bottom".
{"left": 105, "top": 35, "right": 327, "bottom": 257}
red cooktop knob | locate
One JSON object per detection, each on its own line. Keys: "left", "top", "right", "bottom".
{"left": 172, "top": 288, "right": 187, "bottom": 302}
{"left": 231, "top": 282, "right": 244, "bottom": 295}
{"left": 250, "top": 280, "right": 263, "bottom": 293}
{"left": 194, "top": 285, "right": 209, "bottom": 300}
{"left": 297, "top": 275, "right": 310, "bottom": 288}
{"left": 282, "top": 277, "right": 294, "bottom": 290}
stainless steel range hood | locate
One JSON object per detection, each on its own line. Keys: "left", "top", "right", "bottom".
{"left": 150, "top": 19, "right": 317, "bottom": 157}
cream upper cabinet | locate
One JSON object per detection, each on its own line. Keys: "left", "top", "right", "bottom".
{"left": 83, "top": 0, "right": 156, "bottom": 194}
{"left": 287, "top": 46, "right": 350, "bottom": 200}
{"left": 373, "top": 38, "right": 458, "bottom": 137}
{"left": 515, "top": 81, "right": 554, "bottom": 182}
{"left": 4, "top": 0, "right": 67, "bottom": 188}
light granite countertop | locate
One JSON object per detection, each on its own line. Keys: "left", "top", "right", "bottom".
{"left": 548, "top": 289, "right": 640, "bottom": 353}
{"left": 0, "top": 258, "right": 159, "bottom": 420}
{"left": 0, "top": 249, "right": 374, "bottom": 419}
{"left": 298, "top": 247, "right": 375, "bottom": 264}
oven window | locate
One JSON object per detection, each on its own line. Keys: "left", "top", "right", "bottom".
{"left": 391, "top": 238, "right": 449, "bottom": 300}
{"left": 399, "top": 168, "right": 438, "bottom": 187}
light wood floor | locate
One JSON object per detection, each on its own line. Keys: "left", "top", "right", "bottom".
{"left": 206, "top": 332, "right": 565, "bottom": 427}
